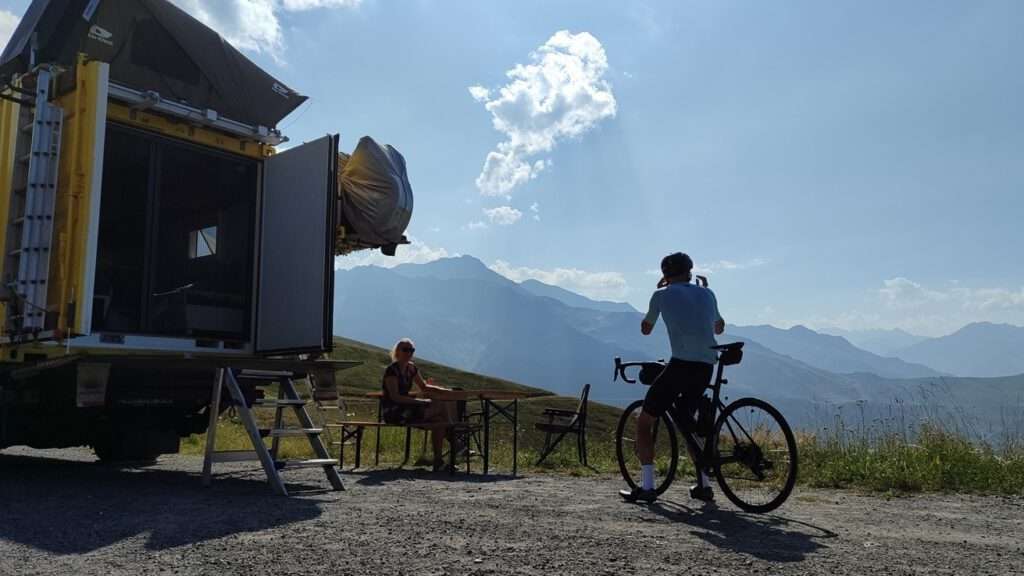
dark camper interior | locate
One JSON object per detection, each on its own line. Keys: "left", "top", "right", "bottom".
{"left": 92, "top": 124, "right": 258, "bottom": 343}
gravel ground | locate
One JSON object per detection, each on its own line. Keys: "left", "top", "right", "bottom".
{"left": 1, "top": 447, "right": 1022, "bottom": 576}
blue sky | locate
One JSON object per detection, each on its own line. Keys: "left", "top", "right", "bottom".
{"left": 2, "top": 0, "right": 1022, "bottom": 336}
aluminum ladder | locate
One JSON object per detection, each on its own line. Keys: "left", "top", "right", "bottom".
{"left": 3, "top": 66, "right": 62, "bottom": 336}
{"left": 201, "top": 368, "right": 344, "bottom": 496}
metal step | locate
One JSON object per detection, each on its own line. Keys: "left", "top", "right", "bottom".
{"left": 209, "top": 450, "right": 260, "bottom": 463}
{"left": 275, "top": 459, "right": 337, "bottom": 469}
{"left": 237, "top": 369, "right": 296, "bottom": 380}
{"left": 252, "top": 398, "right": 307, "bottom": 407}
{"left": 264, "top": 428, "right": 323, "bottom": 437}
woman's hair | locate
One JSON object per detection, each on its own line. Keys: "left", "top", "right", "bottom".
{"left": 390, "top": 337, "right": 415, "bottom": 362}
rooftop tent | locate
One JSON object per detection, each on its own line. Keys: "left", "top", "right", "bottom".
{"left": 0, "top": 0, "right": 306, "bottom": 128}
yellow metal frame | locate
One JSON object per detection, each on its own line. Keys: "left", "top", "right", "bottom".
{"left": 50, "top": 57, "right": 108, "bottom": 337}
{"left": 0, "top": 55, "right": 275, "bottom": 363}
{"left": 0, "top": 83, "right": 21, "bottom": 335}
{"left": 106, "top": 102, "right": 272, "bottom": 160}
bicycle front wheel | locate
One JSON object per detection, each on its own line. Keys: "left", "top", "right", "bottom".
{"left": 712, "top": 397, "right": 798, "bottom": 513}
{"left": 615, "top": 399, "right": 679, "bottom": 495}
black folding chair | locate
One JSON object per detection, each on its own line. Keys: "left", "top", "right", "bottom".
{"left": 534, "top": 384, "right": 590, "bottom": 466}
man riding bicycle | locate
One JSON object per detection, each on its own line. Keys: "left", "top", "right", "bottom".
{"left": 619, "top": 252, "right": 725, "bottom": 504}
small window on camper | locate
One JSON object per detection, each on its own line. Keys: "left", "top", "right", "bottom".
{"left": 188, "top": 226, "right": 218, "bottom": 259}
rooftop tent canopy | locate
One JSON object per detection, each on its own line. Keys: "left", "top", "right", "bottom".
{"left": 0, "top": 0, "right": 306, "bottom": 128}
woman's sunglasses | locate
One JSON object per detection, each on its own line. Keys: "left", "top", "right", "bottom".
{"left": 399, "top": 346, "right": 415, "bottom": 354}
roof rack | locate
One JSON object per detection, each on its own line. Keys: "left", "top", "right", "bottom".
{"left": 107, "top": 82, "right": 287, "bottom": 146}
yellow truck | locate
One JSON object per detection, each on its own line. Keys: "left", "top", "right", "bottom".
{"left": 0, "top": 0, "right": 411, "bottom": 464}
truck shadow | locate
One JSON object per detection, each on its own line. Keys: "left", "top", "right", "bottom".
{"left": 0, "top": 452, "right": 329, "bottom": 554}
{"left": 646, "top": 499, "right": 837, "bottom": 562}
{"left": 353, "top": 467, "right": 520, "bottom": 486}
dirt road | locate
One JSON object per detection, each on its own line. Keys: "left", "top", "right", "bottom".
{"left": 1, "top": 448, "right": 1020, "bottom": 575}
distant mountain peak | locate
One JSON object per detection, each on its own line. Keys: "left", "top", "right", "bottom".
{"left": 391, "top": 255, "right": 510, "bottom": 284}
{"left": 518, "top": 278, "right": 638, "bottom": 314}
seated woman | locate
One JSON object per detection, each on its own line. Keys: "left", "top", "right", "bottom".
{"left": 381, "top": 338, "right": 457, "bottom": 470}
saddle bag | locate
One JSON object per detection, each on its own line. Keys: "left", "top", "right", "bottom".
{"left": 638, "top": 362, "right": 666, "bottom": 385}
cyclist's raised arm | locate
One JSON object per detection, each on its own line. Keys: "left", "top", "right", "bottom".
{"left": 709, "top": 289, "right": 725, "bottom": 335}
{"left": 641, "top": 291, "right": 660, "bottom": 335}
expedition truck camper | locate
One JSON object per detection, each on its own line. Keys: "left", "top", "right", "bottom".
{"left": 0, "top": 0, "right": 413, "bottom": 471}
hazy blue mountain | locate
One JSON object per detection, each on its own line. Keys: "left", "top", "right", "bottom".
{"left": 727, "top": 324, "right": 943, "bottom": 379}
{"left": 818, "top": 327, "right": 928, "bottom": 357}
{"left": 519, "top": 279, "right": 638, "bottom": 313}
{"left": 332, "top": 258, "right": 1022, "bottom": 437}
{"left": 894, "top": 322, "right": 1024, "bottom": 377}
{"left": 390, "top": 254, "right": 514, "bottom": 285}
{"left": 334, "top": 260, "right": 644, "bottom": 405}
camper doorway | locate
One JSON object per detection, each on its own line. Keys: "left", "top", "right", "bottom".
{"left": 92, "top": 124, "right": 257, "bottom": 345}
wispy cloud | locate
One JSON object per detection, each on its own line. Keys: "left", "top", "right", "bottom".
{"left": 469, "top": 30, "right": 616, "bottom": 197}
{"left": 695, "top": 258, "right": 770, "bottom": 275}
{"left": 169, "top": 0, "right": 360, "bottom": 63}
{"left": 334, "top": 237, "right": 449, "bottom": 270}
{"left": 464, "top": 221, "right": 488, "bottom": 231}
{"left": 490, "top": 260, "right": 628, "bottom": 301}
{"left": 0, "top": 10, "right": 20, "bottom": 49}
{"left": 645, "top": 258, "right": 769, "bottom": 277}
{"left": 799, "top": 278, "right": 1024, "bottom": 337}
{"left": 484, "top": 206, "right": 523, "bottom": 226}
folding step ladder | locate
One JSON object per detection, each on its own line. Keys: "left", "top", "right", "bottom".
{"left": 3, "top": 66, "right": 62, "bottom": 336}
{"left": 201, "top": 367, "right": 344, "bottom": 496}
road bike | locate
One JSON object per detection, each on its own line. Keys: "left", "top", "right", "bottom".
{"left": 613, "top": 342, "right": 798, "bottom": 513}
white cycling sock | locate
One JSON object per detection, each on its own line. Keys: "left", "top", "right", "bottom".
{"left": 641, "top": 464, "right": 655, "bottom": 491}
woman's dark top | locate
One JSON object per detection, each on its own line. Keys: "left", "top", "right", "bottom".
{"left": 381, "top": 361, "right": 424, "bottom": 424}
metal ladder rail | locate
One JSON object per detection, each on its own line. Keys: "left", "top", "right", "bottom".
{"left": 4, "top": 67, "right": 62, "bottom": 333}
{"left": 275, "top": 373, "right": 344, "bottom": 491}
{"left": 201, "top": 368, "right": 344, "bottom": 495}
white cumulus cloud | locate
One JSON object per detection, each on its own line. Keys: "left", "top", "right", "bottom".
{"left": 484, "top": 206, "right": 523, "bottom": 226}
{"left": 470, "top": 30, "right": 617, "bottom": 197}
{"left": 168, "top": 0, "right": 359, "bottom": 63}
{"left": 490, "top": 260, "right": 628, "bottom": 301}
{"left": 0, "top": 10, "right": 20, "bottom": 49}
{"left": 334, "top": 237, "right": 450, "bottom": 270}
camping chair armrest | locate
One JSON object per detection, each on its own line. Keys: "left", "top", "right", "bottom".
{"left": 542, "top": 408, "right": 578, "bottom": 417}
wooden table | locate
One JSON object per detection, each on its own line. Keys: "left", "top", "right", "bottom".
{"left": 364, "top": 389, "right": 532, "bottom": 476}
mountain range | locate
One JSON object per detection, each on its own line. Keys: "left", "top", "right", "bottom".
{"left": 333, "top": 256, "right": 1024, "bottom": 437}
{"left": 815, "top": 327, "right": 928, "bottom": 357}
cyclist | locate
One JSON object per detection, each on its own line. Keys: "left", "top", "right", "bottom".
{"left": 619, "top": 252, "right": 725, "bottom": 504}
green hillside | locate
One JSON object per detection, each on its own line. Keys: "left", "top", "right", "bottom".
{"left": 182, "top": 337, "right": 628, "bottom": 473}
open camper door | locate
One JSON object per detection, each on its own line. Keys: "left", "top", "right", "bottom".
{"left": 255, "top": 135, "right": 338, "bottom": 354}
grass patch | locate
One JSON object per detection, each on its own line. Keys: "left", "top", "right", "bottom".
{"left": 182, "top": 336, "right": 1024, "bottom": 495}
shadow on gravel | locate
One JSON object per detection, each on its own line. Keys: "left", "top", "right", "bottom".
{"left": 647, "top": 499, "right": 837, "bottom": 563}
{"left": 0, "top": 453, "right": 328, "bottom": 554}
{"left": 353, "top": 468, "right": 520, "bottom": 486}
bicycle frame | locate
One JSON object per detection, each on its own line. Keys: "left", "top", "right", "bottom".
{"left": 613, "top": 355, "right": 747, "bottom": 472}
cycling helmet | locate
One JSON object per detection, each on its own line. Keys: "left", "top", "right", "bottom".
{"left": 661, "top": 252, "right": 693, "bottom": 278}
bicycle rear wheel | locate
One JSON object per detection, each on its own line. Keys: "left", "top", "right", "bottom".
{"left": 712, "top": 397, "right": 798, "bottom": 513}
{"left": 615, "top": 400, "right": 679, "bottom": 495}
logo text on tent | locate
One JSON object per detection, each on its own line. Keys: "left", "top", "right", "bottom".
{"left": 272, "top": 83, "right": 291, "bottom": 98}
{"left": 88, "top": 25, "right": 114, "bottom": 46}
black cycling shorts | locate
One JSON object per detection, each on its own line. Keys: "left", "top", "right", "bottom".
{"left": 642, "top": 359, "right": 713, "bottom": 430}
